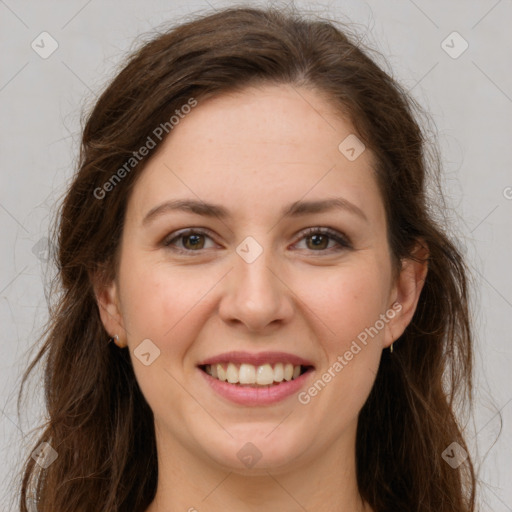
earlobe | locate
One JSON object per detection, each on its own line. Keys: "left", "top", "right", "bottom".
{"left": 384, "top": 240, "right": 429, "bottom": 349}
{"left": 90, "top": 270, "right": 127, "bottom": 347}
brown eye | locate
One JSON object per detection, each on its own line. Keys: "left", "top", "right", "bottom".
{"left": 163, "top": 229, "right": 216, "bottom": 253}
{"left": 295, "top": 227, "right": 352, "bottom": 253}
{"left": 305, "top": 233, "right": 330, "bottom": 250}
{"left": 182, "top": 233, "right": 205, "bottom": 250}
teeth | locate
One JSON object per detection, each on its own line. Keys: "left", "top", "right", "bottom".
{"left": 203, "top": 362, "right": 306, "bottom": 385}
{"left": 256, "top": 363, "right": 274, "bottom": 385}
{"left": 274, "top": 363, "right": 284, "bottom": 382}
{"left": 239, "top": 363, "right": 256, "bottom": 384}
{"left": 284, "top": 363, "right": 294, "bottom": 381}
{"left": 226, "top": 362, "right": 238, "bottom": 383}
{"left": 217, "top": 364, "right": 226, "bottom": 381}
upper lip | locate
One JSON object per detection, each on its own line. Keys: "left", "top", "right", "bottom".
{"left": 197, "top": 351, "right": 315, "bottom": 368}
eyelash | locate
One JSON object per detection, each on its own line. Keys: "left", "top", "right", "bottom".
{"left": 162, "top": 227, "right": 352, "bottom": 255}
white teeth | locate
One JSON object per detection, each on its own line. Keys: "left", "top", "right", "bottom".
{"left": 239, "top": 363, "right": 256, "bottom": 384}
{"left": 256, "top": 363, "right": 274, "bottom": 385}
{"left": 217, "top": 364, "right": 227, "bottom": 381}
{"left": 273, "top": 362, "right": 284, "bottom": 382}
{"left": 226, "top": 362, "right": 238, "bottom": 383}
{"left": 203, "top": 362, "right": 307, "bottom": 385}
{"left": 284, "top": 363, "right": 294, "bottom": 381}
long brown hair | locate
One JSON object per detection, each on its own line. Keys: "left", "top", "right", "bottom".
{"left": 18, "top": 6, "right": 476, "bottom": 511}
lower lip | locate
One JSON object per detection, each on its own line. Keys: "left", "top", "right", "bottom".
{"left": 198, "top": 367, "right": 315, "bottom": 406}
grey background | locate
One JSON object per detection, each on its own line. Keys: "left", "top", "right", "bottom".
{"left": 1, "top": 0, "right": 511, "bottom": 510}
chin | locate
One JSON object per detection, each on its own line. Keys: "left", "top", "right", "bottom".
{"left": 195, "top": 425, "right": 308, "bottom": 473}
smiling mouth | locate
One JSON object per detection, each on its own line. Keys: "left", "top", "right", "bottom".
{"left": 198, "top": 362, "right": 314, "bottom": 387}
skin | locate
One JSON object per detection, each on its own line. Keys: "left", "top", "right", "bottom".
{"left": 95, "top": 84, "right": 428, "bottom": 512}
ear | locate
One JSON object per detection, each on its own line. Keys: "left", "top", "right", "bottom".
{"left": 383, "top": 239, "right": 429, "bottom": 349}
{"left": 90, "top": 268, "right": 127, "bottom": 348}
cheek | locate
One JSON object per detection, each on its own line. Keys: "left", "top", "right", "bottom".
{"left": 296, "top": 260, "right": 391, "bottom": 416}
{"left": 118, "top": 254, "right": 216, "bottom": 353}
{"left": 295, "top": 261, "right": 390, "bottom": 348}
{"left": 118, "top": 257, "right": 214, "bottom": 403}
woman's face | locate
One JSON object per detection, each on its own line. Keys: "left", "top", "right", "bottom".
{"left": 98, "top": 84, "right": 423, "bottom": 474}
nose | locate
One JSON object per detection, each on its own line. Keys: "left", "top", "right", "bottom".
{"left": 218, "top": 242, "right": 294, "bottom": 333}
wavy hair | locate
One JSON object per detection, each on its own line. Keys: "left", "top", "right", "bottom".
{"left": 18, "top": 6, "right": 476, "bottom": 511}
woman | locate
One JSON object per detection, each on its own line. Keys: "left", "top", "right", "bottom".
{"left": 19, "top": 6, "right": 476, "bottom": 512}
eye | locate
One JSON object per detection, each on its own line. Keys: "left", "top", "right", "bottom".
{"left": 293, "top": 227, "right": 352, "bottom": 253}
{"left": 163, "top": 228, "right": 217, "bottom": 253}
{"left": 162, "top": 227, "right": 352, "bottom": 255}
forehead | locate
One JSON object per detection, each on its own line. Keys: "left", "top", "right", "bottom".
{"left": 126, "top": 84, "right": 385, "bottom": 227}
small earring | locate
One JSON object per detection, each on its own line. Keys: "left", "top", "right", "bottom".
{"left": 109, "top": 334, "right": 120, "bottom": 345}
{"left": 390, "top": 343, "right": 394, "bottom": 353}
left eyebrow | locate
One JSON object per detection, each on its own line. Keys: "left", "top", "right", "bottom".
{"left": 142, "top": 197, "right": 368, "bottom": 225}
{"left": 282, "top": 197, "right": 367, "bottom": 222}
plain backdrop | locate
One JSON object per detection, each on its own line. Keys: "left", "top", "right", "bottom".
{"left": 1, "top": 0, "right": 511, "bottom": 510}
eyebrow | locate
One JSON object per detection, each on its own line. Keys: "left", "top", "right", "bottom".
{"left": 142, "top": 197, "right": 368, "bottom": 225}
